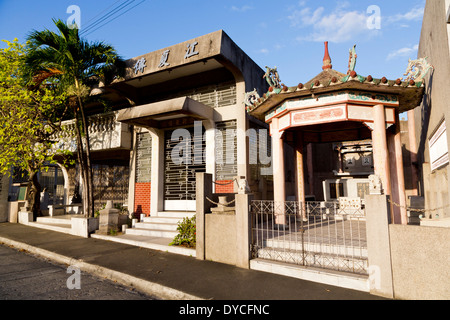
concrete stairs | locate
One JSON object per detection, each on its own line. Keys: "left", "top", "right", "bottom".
{"left": 89, "top": 211, "right": 197, "bottom": 257}
{"left": 125, "top": 211, "right": 195, "bottom": 239}
{"left": 29, "top": 215, "right": 73, "bottom": 234}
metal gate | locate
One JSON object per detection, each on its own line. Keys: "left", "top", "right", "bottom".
{"left": 164, "top": 126, "right": 206, "bottom": 211}
{"left": 250, "top": 200, "right": 368, "bottom": 275}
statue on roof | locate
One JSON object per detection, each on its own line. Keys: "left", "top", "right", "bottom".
{"left": 263, "top": 66, "right": 281, "bottom": 88}
{"left": 403, "top": 57, "right": 434, "bottom": 82}
{"left": 341, "top": 44, "right": 365, "bottom": 83}
{"left": 347, "top": 45, "right": 357, "bottom": 75}
{"left": 244, "top": 88, "right": 260, "bottom": 108}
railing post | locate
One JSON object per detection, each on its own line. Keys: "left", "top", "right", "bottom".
{"left": 365, "top": 194, "right": 394, "bottom": 298}
{"left": 235, "top": 193, "right": 252, "bottom": 269}
{"left": 195, "top": 172, "right": 212, "bottom": 261}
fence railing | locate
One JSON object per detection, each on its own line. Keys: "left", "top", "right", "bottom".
{"left": 51, "top": 111, "right": 132, "bottom": 152}
{"left": 250, "top": 200, "right": 368, "bottom": 275}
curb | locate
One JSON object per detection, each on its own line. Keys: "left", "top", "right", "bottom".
{"left": 0, "top": 236, "right": 202, "bottom": 301}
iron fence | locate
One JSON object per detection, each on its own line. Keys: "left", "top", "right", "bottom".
{"left": 250, "top": 200, "right": 368, "bottom": 275}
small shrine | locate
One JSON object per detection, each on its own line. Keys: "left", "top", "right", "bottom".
{"left": 247, "top": 42, "right": 429, "bottom": 224}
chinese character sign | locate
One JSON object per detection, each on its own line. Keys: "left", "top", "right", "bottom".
{"left": 134, "top": 57, "right": 147, "bottom": 74}
{"left": 158, "top": 50, "right": 170, "bottom": 68}
{"left": 184, "top": 41, "right": 199, "bottom": 59}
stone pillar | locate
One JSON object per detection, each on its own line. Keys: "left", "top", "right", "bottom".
{"left": 127, "top": 130, "right": 138, "bottom": 218}
{"left": 236, "top": 80, "right": 248, "bottom": 180}
{"left": 18, "top": 202, "right": 33, "bottom": 225}
{"left": 365, "top": 194, "right": 394, "bottom": 298}
{"left": 387, "top": 112, "right": 407, "bottom": 224}
{"left": 148, "top": 127, "right": 164, "bottom": 215}
{"left": 270, "top": 118, "right": 286, "bottom": 226}
{"left": 202, "top": 119, "right": 216, "bottom": 178}
{"left": 97, "top": 200, "right": 119, "bottom": 234}
{"left": 388, "top": 132, "right": 401, "bottom": 223}
{"left": 295, "top": 132, "right": 306, "bottom": 205}
{"left": 71, "top": 216, "right": 99, "bottom": 238}
{"left": 235, "top": 193, "right": 252, "bottom": 269}
{"left": 195, "top": 173, "right": 213, "bottom": 261}
{"left": 394, "top": 112, "right": 407, "bottom": 224}
{"left": 407, "top": 109, "right": 419, "bottom": 195}
{"left": 371, "top": 104, "right": 392, "bottom": 197}
{"left": 295, "top": 132, "right": 307, "bottom": 220}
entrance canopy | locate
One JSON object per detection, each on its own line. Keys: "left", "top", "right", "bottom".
{"left": 116, "top": 96, "right": 213, "bottom": 129}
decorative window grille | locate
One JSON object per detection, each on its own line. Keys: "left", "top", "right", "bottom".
{"left": 135, "top": 132, "right": 152, "bottom": 183}
{"left": 215, "top": 121, "right": 238, "bottom": 181}
{"left": 248, "top": 122, "right": 273, "bottom": 181}
{"left": 155, "top": 81, "right": 237, "bottom": 109}
{"left": 188, "top": 82, "right": 237, "bottom": 108}
{"left": 164, "top": 127, "right": 206, "bottom": 201}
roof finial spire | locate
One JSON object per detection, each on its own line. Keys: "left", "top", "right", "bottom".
{"left": 322, "top": 41, "right": 332, "bottom": 70}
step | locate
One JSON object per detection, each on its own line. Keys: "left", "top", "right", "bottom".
{"left": 142, "top": 216, "right": 183, "bottom": 224}
{"left": 90, "top": 233, "right": 196, "bottom": 257}
{"left": 263, "top": 239, "right": 368, "bottom": 258}
{"left": 256, "top": 247, "right": 368, "bottom": 275}
{"left": 250, "top": 259, "right": 369, "bottom": 292}
{"left": 36, "top": 216, "right": 72, "bottom": 226}
{"left": 125, "top": 227, "right": 178, "bottom": 238}
{"left": 28, "top": 221, "right": 72, "bottom": 234}
{"left": 127, "top": 211, "right": 194, "bottom": 238}
{"left": 154, "top": 211, "right": 196, "bottom": 219}
{"left": 134, "top": 221, "right": 178, "bottom": 231}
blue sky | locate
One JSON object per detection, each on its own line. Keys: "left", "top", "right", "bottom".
{"left": 0, "top": 0, "right": 425, "bottom": 86}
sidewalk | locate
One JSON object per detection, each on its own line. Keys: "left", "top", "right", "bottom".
{"left": 0, "top": 222, "right": 385, "bottom": 301}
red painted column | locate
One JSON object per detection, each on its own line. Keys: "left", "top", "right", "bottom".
{"left": 388, "top": 132, "right": 401, "bottom": 223}
{"left": 394, "top": 112, "right": 408, "bottom": 224}
{"left": 407, "top": 109, "right": 419, "bottom": 195}
{"left": 271, "top": 118, "right": 286, "bottom": 226}
{"left": 295, "top": 131, "right": 306, "bottom": 220}
{"left": 372, "top": 104, "right": 393, "bottom": 220}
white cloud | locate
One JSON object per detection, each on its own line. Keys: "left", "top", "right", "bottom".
{"left": 387, "top": 44, "right": 419, "bottom": 61}
{"left": 287, "top": 2, "right": 424, "bottom": 43}
{"left": 288, "top": 7, "right": 325, "bottom": 27}
{"left": 289, "top": 5, "right": 371, "bottom": 43}
{"left": 386, "top": 6, "right": 424, "bottom": 24}
{"left": 231, "top": 5, "right": 253, "bottom": 12}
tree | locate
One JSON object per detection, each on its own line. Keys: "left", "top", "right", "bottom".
{"left": 24, "top": 19, "right": 125, "bottom": 217}
{"left": 0, "top": 39, "right": 70, "bottom": 218}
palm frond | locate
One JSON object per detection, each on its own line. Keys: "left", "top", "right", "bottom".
{"left": 25, "top": 19, "right": 125, "bottom": 91}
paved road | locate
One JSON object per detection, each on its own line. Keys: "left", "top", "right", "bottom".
{"left": 0, "top": 244, "right": 155, "bottom": 300}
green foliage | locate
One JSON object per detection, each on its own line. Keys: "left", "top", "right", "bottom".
{"left": 170, "top": 215, "right": 196, "bottom": 248}
{"left": 0, "top": 38, "right": 71, "bottom": 178}
{"left": 24, "top": 19, "right": 125, "bottom": 97}
{"left": 94, "top": 203, "right": 106, "bottom": 218}
{"left": 23, "top": 19, "right": 126, "bottom": 218}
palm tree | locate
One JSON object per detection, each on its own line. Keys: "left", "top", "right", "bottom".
{"left": 24, "top": 19, "right": 125, "bottom": 217}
